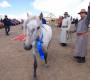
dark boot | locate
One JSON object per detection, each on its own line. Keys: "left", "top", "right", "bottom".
{"left": 63, "top": 43, "right": 66, "bottom": 46}
{"left": 77, "top": 57, "right": 86, "bottom": 63}
{"left": 60, "top": 43, "right": 63, "bottom": 45}
{"left": 74, "top": 56, "right": 81, "bottom": 59}
{"left": 6, "top": 32, "right": 9, "bottom": 36}
{"left": 61, "top": 43, "right": 67, "bottom": 47}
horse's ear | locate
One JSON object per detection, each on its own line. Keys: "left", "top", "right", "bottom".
{"left": 39, "top": 12, "right": 43, "bottom": 20}
{"left": 27, "top": 13, "right": 30, "bottom": 17}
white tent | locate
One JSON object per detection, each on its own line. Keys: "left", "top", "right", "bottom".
{"left": 47, "top": 13, "right": 56, "bottom": 19}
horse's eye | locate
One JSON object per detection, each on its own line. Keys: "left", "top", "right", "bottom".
{"left": 34, "top": 18, "right": 36, "bottom": 19}
{"left": 37, "top": 26, "right": 40, "bottom": 29}
{"left": 32, "top": 28, "right": 35, "bottom": 32}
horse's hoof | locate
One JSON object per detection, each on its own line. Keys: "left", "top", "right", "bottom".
{"left": 33, "top": 77, "right": 37, "bottom": 80}
{"left": 45, "top": 64, "right": 48, "bottom": 68}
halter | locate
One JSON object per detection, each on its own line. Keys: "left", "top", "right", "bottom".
{"left": 35, "top": 27, "right": 45, "bottom": 59}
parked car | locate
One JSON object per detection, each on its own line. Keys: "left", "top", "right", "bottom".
{"left": 10, "top": 21, "right": 16, "bottom": 26}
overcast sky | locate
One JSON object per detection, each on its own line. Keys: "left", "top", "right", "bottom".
{"left": 0, "top": 0, "right": 89, "bottom": 19}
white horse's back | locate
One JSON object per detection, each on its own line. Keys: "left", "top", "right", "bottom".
{"left": 42, "top": 24, "right": 52, "bottom": 48}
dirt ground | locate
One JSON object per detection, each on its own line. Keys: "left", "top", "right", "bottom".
{"left": 0, "top": 23, "right": 90, "bottom": 80}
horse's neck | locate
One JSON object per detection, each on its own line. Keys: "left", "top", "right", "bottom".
{"left": 34, "top": 28, "right": 42, "bottom": 45}
{"left": 38, "top": 28, "right": 42, "bottom": 40}
{"left": 35, "top": 28, "right": 42, "bottom": 41}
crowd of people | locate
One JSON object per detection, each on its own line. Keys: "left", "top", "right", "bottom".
{"left": 58, "top": 16, "right": 79, "bottom": 28}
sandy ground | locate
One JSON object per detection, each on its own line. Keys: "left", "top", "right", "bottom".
{"left": 0, "top": 23, "right": 90, "bottom": 80}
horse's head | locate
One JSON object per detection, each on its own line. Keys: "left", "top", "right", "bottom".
{"left": 24, "top": 13, "right": 43, "bottom": 50}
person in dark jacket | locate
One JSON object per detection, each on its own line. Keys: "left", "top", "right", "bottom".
{"left": 42, "top": 18, "right": 46, "bottom": 24}
{"left": 3, "top": 15, "right": 10, "bottom": 35}
{"left": 39, "top": 12, "right": 46, "bottom": 24}
{"left": 75, "top": 18, "right": 78, "bottom": 27}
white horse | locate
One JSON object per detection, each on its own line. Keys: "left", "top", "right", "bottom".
{"left": 23, "top": 13, "right": 52, "bottom": 80}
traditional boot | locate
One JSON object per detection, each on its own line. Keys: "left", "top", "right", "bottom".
{"left": 74, "top": 56, "right": 81, "bottom": 59}
{"left": 77, "top": 57, "right": 86, "bottom": 63}
{"left": 61, "top": 43, "right": 67, "bottom": 47}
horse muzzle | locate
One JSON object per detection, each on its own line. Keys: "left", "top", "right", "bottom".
{"left": 24, "top": 44, "right": 32, "bottom": 50}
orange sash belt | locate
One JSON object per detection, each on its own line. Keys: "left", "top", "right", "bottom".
{"left": 77, "top": 32, "right": 87, "bottom": 36}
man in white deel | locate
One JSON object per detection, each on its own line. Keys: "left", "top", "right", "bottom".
{"left": 60, "top": 12, "right": 71, "bottom": 47}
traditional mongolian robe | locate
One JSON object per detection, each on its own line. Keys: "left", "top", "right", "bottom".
{"left": 60, "top": 17, "right": 71, "bottom": 43}
{"left": 71, "top": 6, "right": 90, "bottom": 57}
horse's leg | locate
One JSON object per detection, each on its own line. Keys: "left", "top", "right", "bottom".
{"left": 33, "top": 55, "right": 37, "bottom": 80}
{"left": 44, "top": 52, "right": 48, "bottom": 67}
{"left": 43, "top": 48, "right": 48, "bottom": 67}
{"left": 33, "top": 50, "right": 37, "bottom": 80}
